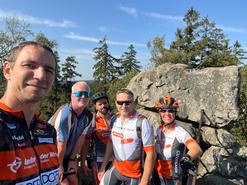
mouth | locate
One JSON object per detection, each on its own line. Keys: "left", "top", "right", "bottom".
{"left": 27, "top": 83, "right": 47, "bottom": 90}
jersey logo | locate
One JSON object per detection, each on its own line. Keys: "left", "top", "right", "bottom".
{"left": 38, "top": 137, "right": 53, "bottom": 144}
{"left": 7, "top": 123, "right": 16, "bottom": 129}
{"left": 8, "top": 157, "right": 22, "bottom": 173}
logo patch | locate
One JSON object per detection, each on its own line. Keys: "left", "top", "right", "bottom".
{"left": 38, "top": 137, "right": 53, "bottom": 144}
{"left": 8, "top": 157, "right": 22, "bottom": 173}
{"left": 7, "top": 123, "right": 16, "bottom": 129}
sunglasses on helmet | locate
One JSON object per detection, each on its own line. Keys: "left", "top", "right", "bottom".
{"left": 72, "top": 91, "right": 91, "bottom": 98}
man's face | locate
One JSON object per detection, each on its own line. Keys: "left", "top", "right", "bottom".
{"left": 95, "top": 98, "right": 109, "bottom": 115}
{"left": 115, "top": 92, "right": 134, "bottom": 117}
{"left": 3, "top": 45, "right": 56, "bottom": 103}
{"left": 71, "top": 84, "right": 90, "bottom": 110}
{"left": 159, "top": 109, "right": 176, "bottom": 125}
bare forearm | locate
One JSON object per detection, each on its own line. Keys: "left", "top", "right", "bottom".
{"left": 140, "top": 151, "right": 155, "bottom": 184}
{"left": 57, "top": 141, "right": 67, "bottom": 164}
{"left": 80, "top": 139, "right": 90, "bottom": 165}
{"left": 71, "top": 134, "right": 86, "bottom": 158}
{"left": 101, "top": 142, "right": 113, "bottom": 170}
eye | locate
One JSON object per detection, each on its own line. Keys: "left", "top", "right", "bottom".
{"left": 45, "top": 67, "right": 55, "bottom": 75}
{"left": 24, "top": 63, "right": 37, "bottom": 69}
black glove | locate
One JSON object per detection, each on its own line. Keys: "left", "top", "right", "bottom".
{"left": 180, "top": 154, "right": 196, "bottom": 175}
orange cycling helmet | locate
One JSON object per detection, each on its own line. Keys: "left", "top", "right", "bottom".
{"left": 155, "top": 96, "right": 179, "bottom": 111}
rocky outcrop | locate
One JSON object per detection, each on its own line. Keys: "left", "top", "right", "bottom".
{"left": 127, "top": 63, "right": 247, "bottom": 185}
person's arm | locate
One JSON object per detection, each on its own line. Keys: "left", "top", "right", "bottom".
{"left": 80, "top": 138, "right": 91, "bottom": 175}
{"left": 97, "top": 141, "right": 113, "bottom": 181}
{"left": 57, "top": 140, "right": 67, "bottom": 181}
{"left": 139, "top": 150, "right": 155, "bottom": 185}
{"left": 186, "top": 140, "right": 203, "bottom": 160}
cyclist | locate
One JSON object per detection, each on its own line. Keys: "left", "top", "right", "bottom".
{"left": 0, "top": 41, "right": 59, "bottom": 184}
{"left": 81, "top": 92, "right": 113, "bottom": 185}
{"left": 153, "top": 96, "right": 202, "bottom": 185}
{"left": 49, "top": 81, "right": 93, "bottom": 185}
{"left": 98, "top": 89, "right": 155, "bottom": 185}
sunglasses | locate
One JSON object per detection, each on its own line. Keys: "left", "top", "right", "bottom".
{"left": 72, "top": 91, "right": 91, "bottom": 98}
{"left": 116, "top": 100, "right": 133, "bottom": 106}
{"left": 159, "top": 109, "right": 176, "bottom": 113}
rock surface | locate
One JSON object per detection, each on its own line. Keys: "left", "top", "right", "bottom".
{"left": 127, "top": 63, "right": 247, "bottom": 185}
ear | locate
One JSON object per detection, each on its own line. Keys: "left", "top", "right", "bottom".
{"left": 3, "top": 61, "right": 13, "bottom": 80}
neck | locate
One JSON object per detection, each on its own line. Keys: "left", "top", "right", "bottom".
{"left": 0, "top": 95, "right": 38, "bottom": 128}
{"left": 97, "top": 111, "right": 110, "bottom": 119}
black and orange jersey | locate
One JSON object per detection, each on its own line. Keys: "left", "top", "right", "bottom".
{"left": 0, "top": 102, "right": 59, "bottom": 184}
{"left": 94, "top": 113, "right": 111, "bottom": 162}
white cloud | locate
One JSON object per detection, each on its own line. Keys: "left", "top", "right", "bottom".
{"left": 144, "top": 12, "right": 183, "bottom": 22}
{"left": 59, "top": 48, "right": 94, "bottom": 64}
{"left": 0, "top": 9, "right": 76, "bottom": 28}
{"left": 119, "top": 5, "right": 138, "bottom": 17}
{"left": 218, "top": 24, "right": 247, "bottom": 34}
{"left": 63, "top": 32, "right": 146, "bottom": 48}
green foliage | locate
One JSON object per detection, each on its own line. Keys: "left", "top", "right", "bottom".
{"left": 93, "top": 37, "right": 120, "bottom": 91}
{"left": 120, "top": 44, "right": 141, "bottom": 74}
{"left": 148, "top": 7, "right": 244, "bottom": 68}
{"left": 231, "top": 66, "right": 247, "bottom": 146}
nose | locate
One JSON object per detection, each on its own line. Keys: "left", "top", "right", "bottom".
{"left": 34, "top": 67, "right": 46, "bottom": 80}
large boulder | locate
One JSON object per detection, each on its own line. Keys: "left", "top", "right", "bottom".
{"left": 127, "top": 63, "right": 239, "bottom": 128}
{"left": 127, "top": 63, "right": 247, "bottom": 185}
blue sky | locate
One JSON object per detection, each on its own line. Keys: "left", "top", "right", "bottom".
{"left": 1, "top": 0, "right": 247, "bottom": 80}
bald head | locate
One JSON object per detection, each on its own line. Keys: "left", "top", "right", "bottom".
{"left": 71, "top": 81, "right": 90, "bottom": 93}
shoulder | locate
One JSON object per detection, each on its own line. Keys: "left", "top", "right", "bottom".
{"left": 137, "top": 113, "right": 147, "bottom": 120}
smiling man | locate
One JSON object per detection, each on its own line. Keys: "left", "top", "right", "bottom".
{"left": 98, "top": 89, "right": 155, "bottom": 185}
{"left": 0, "top": 41, "right": 59, "bottom": 184}
{"left": 50, "top": 81, "right": 93, "bottom": 185}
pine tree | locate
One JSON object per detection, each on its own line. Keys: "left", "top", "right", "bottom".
{"left": 120, "top": 44, "right": 141, "bottom": 75}
{"left": 93, "top": 37, "right": 119, "bottom": 91}
{"left": 60, "top": 56, "right": 81, "bottom": 101}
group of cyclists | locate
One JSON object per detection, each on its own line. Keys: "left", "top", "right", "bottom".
{"left": 51, "top": 82, "right": 202, "bottom": 185}
{"left": 0, "top": 41, "right": 202, "bottom": 185}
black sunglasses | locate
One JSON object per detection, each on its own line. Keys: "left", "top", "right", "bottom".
{"left": 159, "top": 109, "right": 176, "bottom": 113}
{"left": 116, "top": 101, "right": 133, "bottom": 106}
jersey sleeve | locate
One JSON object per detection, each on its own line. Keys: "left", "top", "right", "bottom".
{"left": 178, "top": 127, "right": 195, "bottom": 146}
{"left": 52, "top": 105, "right": 72, "bottom": 142}
{"left": 141, "top": 118, "right": 155, "bottom": 152}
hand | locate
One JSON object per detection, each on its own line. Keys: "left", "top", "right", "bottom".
{"left": 81, "top": 163, "right": 92, "bottom": 176}
{"left": 180, "top": 154, "right": 196, "bottom": 175}
{"left": 59, "top": 165, "right": 64, "bottom": 182}
{"left": 139, "top": 178, "right": 149, "bottom": 185}
{"left": 97, "top": 166, "right": 105, "bottom": 181}
{"left": 68, "top": 160, "right": 78, "bottom": 174}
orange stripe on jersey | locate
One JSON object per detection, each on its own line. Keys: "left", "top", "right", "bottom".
{"left": 121, "top": 138, "right": 134, "bottom": 144}
{"left": 114, "top": 159, "right": 141, "bottom": 178}
{"left": 144, "top": 145, "right": 155, "bottom": 152}
{"left": 164, "top": 144, "right": 171, "bottom": 149}
{"left": 184, "top": 138, "right": 196, "bottom": 147}
{"left": 0, "top": 148, "right": 39, "bottom": 180}
{"left": 34, "top": 144, "right": 59, "bottom": 170}
{"left": 155, "top": 159, "right": 172, "bottom": 179}
{"left": 112, "top": 131, "right": 124, "bottom": 138}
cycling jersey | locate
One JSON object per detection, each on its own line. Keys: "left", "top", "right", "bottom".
{"left": 50, "top": 103, "right": 92, "bottom": 158}
{"left": 94, "top": 113, "right": 111, "bottom": 162}
{"left": 154, "top": 123, "right": 196, "bottom": 180}
{"left": 110, "top": 112, "right": 155, "bottom": 178}
{"left": 0, "top": 102, "right": 59, "bottom": 185}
